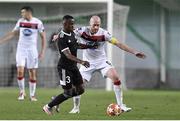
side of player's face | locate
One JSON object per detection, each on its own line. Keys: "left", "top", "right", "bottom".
{"left": 21, "top": 9, "right": 29, "bottom": 19}
{"left": 90, "top": 20, "right": 100, "bottom": 34}
{"left": 65, "top": 19, "right": 74, "bottom": 32}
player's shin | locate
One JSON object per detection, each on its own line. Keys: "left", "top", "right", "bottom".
{"left": 73, "top": 95, "right": 81, "bottom": 108}
{"left": 48, "top": 93, "right": 69, "bottom": 108}
{"left": 29, "top": 79, "right": 36, "bottom": 97}
{"left": 113, "top": 80, "right": 123, "bottom": 106}
{"left": 17, "top": 77, "right": 25, "bottom": 93}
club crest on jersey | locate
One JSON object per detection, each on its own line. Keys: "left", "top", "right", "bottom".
{"left": 23, "top": 29, "right": 32, "bottom": 36}
{"left": 68, "top": 40, "right": 71, "bottom": 43}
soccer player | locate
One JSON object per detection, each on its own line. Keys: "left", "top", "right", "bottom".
{"left": 67, "top": 15, "right": 146, "bottom": 113}
{"left": 43, "top": 15, "right": 97, "bottom": 115}
{"left": 0, "top": 6, "right": 46, "bottom": 101}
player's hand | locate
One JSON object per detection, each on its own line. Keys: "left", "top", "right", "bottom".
{"left": 91, "top": 42, "right": 99, "bottom": 49}
{"left": 86, "top": 42, "right": 99, "bottom": 49}
{"left": 81, "top": 61, "right": 90, "bottom": 68}
{"left": 38, "top": 52, "right": 45, "bottom": 60}
{"left": 50, "top": 32, "right": 58, "bottom": 42}
{"left": 52, "top": 34, "right": 59, "bottom": 41}
{"left": 135, "top": 52, "right": 146, "bottom": 59}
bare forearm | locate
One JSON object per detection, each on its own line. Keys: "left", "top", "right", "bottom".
{"left": 66, "top": 54, "right": 83, "bottom": 64}
{"left": 63, "top": 49, "right": 90, "bottom": 67}
{"left": 63, "top": 50, "right": 83, "bottom": 64}
{"left": 116, "top": 42, "right": 137, "bottom": 55}
{"left": 40, "top": 32, "right": 46, "bottom": 53}
{"left": 0, "top": 31, "right": 16, "bottom": 44}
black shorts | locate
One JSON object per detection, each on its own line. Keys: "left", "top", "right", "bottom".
{"left": 58, "top": 66, "right": 83, "bottom": 89}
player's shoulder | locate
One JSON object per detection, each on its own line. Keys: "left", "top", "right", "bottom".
{"left": 59, "top": 30, "right": 72, "bottom": 39}
{"left": 76, "top": 26, "right": 87, "bottom": 32}
{"left": 17, "top": 18, "right": 24, "bottom": 22}
{"left": 32, "top": 17, "right": 43, "bottom": 24}
{"left": 59, "top": 31, "right": 65, "bottom": 38}
{"left": 99, "top": 27, "right": 111, "bottom": 35}
{"left": 99, "top": 27, "right": 107, "bottom": 32}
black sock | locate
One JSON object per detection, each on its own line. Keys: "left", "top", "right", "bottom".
{"left": 48, "top": 93, "right": 69, "bottom": 108}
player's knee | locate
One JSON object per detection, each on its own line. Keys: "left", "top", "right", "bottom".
{"left": 113, "top": 79, "right": 121, "bottom": 86}
{"left": 17, "top": 76, "right": 24, "bottom": 80}
{"left": 63, "top": 89, "right": 73, "bottom": 98}
{"left": 77, "top": 87, "right": 85, "bottom": 95}
{"left": 17, "top": 71, "right": 24, "bottom": 77}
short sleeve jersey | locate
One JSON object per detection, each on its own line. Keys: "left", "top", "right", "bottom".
{"left": 57, "top": 30, "right": 78, "bottom": 69}
{"left": 13, "top": 17, "right": 44, "bottom": 48}
{"left": 74, "top": 26, "right": 112, "bottom": 62}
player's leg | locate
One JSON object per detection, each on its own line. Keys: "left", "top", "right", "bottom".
{"left": 105, "top": 67, "right": 132, "bottom": 112}
{"left": 27, "top": 48, "right": 38, "bottom": 101}
{"left": 16, "top": 49, "right": 26, "bottom": 100}
{"left": 43, "top": 67, "right": 85, "bottom": 115}
{"left": 28, "top": 68, "right": 37, "bottom": 101}
{"left": 17, "top": 66, "right": 26, "bottom": 100}
{"left": 69, "top": 67, "right": 85, "bottom": 114}
{"left": 69, "top": 65, "right": 93, "bottom": 114}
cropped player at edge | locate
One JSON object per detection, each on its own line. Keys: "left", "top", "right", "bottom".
{"left": 0, "top": 6, "right": 46, "bottom": 101}
{"left": 68, "top": 15, "right": 146, "bottom": 113}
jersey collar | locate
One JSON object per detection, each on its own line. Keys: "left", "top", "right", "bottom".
{"left": 61, "top": 30, "right": 71, "bottom": 36}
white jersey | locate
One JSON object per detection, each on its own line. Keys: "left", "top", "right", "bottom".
{"left": 74, "top": 26, "right": 112, "bottom": 62}
{"left": 13, "top": 17, "right": 44, "bottom": 49}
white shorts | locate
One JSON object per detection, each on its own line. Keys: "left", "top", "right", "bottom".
{"left": 80, "top": 60, "right": 114, "bottom": 82}
{"left": 16, "top": 47, "right": 38, "bottom": 69}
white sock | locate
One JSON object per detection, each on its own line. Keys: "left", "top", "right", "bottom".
{"left": 73, "top": 95, "right": 81, "bottom": 109}
{"left": 29, "top": 80, "right": 36, "bottom": 97}
{"left": 17, "top": 78, "right": 25, "bottom": 93}
{"left": 113, "top": 84, "right": 123, "bottom": 106}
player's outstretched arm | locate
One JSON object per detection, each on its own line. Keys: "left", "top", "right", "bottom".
{"left": 63, "top": 49, "right": 90, "bottom": 68}
{"left": 0, "top": 31, "right": 18, "bottom": 44}
{"left": 109, "top": 37, "right": 146, "bottom": 59}
{"left": 39, "top": 32, "right": 46, "bottom": 60}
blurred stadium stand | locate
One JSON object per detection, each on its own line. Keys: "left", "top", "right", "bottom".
{"left": 0, "top": 0, "right": 180, "bottom": 89}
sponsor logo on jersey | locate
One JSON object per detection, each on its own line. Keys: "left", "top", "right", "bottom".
{"left": 68, "top": 40, "right": 71, "bottom": 43}
{"left": 23, "top": 29, "right": 32, "bottom": 36}
{"left": 20, "top": 22, "right": 38, "bottom": 29}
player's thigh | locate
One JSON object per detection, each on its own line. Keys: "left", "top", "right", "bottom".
{"left": 58, "top": 67, "right": 73, "bottom": 90}
{"left": 79, "top": 64, "right": 95, "bottom": 82}
{"left": 27, "top": 49, "right": 38, "bottom": 69}
{"left": 72, "top": 67, "right": 83, "bottom": 87}
{"left": 16, "top": 50, "right": 26, "bottom": 68}
{"left": 99, "top": 60, "right": 118, "bottom": 79}
{"left": 105, "top": 68, "right": 120, "bottom": 81}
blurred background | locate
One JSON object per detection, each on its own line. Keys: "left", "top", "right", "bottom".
{"left": 0, "top": 0, "right": 180, "bottom": 90}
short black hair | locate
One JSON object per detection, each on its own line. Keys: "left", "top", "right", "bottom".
{"left": 21, "top": 6, "right": 33, "bottom": 13}
{"left": 63, "top": 15, "right": 74, "bottom": 21}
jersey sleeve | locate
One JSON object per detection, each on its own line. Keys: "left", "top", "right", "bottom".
{"left": 13, "top": 19, "right": 21, "bottom": 32}
{"left": 74, "top": 27, "right": 87, "bottom": 44}
{"left": 104, "top": 30, "right": 112, "bottom": 42}
{"left": 74, "top": 27, "right": 84, "bottom": 37}
{"left": 38, "top": 20, "right": 45, "bottom": 33}
{"left": 59, "top": 37, "right": 69, "bottom": 52}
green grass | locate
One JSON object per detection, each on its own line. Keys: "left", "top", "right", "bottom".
{"left": 0, "top": 88, "right": 180, "bottom": 120}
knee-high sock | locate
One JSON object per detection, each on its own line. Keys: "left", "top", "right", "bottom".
{"left": 73, "top": 95, "right": 81, "bottom": 108}
{"left": 113, "top": 80, "right": 123, "bottom": 106}
{"left": 29, "top": 79, "right": 36, "bottom": 97}
{"left": 17, "top": 77, "right": 25, "bottom": 93}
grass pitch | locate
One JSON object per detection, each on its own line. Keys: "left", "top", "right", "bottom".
{"left": 0, "top": 88, "right": 180, "bottom": 120}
